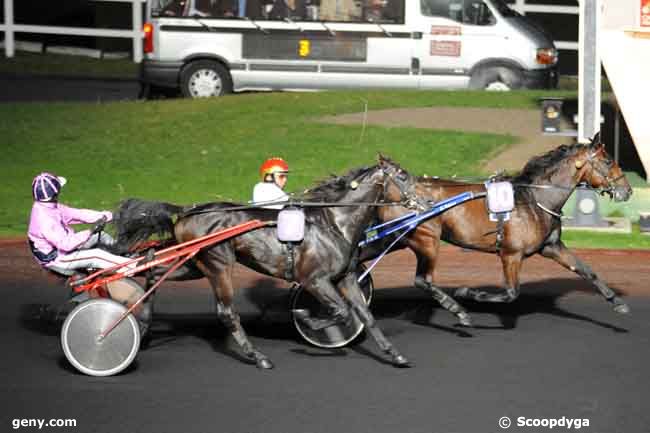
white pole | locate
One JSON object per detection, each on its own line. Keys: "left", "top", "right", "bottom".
{"left": 4, "top": 0, "right": 15, "bottom": 58}
{"left": 578, "top": 0, "right": 602, "bottom": 143}
{"left": 132, "top": 0, "right": 143, "bottom": 63}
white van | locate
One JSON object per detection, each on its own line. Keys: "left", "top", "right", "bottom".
{"left": 142, "top": 0, "right": 558, "bottom": 97}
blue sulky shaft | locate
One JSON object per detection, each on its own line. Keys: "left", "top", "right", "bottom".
{"left": 359, "top": 191, "right": 480, "bottom": 248}
{"left": 356, "top": 191, "right": 485, "bottom": 282}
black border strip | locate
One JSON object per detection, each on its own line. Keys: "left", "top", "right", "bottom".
{"left": 421, "top": 68, "right": 467, "bottom": 76}
{"left": 321, "top": 65, "right": 410, "bottom": 74}
{"left": 249, "top": 64, "right": 319, "bottom": 72}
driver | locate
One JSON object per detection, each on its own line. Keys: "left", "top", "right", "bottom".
{"left": 252, "top": 157, "right": 290, "bottom": 209}
{"left": 27, "top": 172, "right": 135, "bottom": 275}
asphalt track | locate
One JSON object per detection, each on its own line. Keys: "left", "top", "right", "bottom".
{"left": 2, "top": 243, "right": 650, "bottom": 433}
{"left": 0, "top": 74, "right": 140, "bottom": 103}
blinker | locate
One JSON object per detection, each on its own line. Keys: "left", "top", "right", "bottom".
{"left": 575, "top": 160, "right": 585, "bottom": 169}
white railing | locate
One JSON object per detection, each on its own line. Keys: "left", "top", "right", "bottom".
{"left": 0, "top": 0, "right": 580, "bottom": 63}
{"left": 511, "top": 0, "right": 580, "bottom": 51}
{"left": 0, "top": 0, "right": 145, "bottom": 62}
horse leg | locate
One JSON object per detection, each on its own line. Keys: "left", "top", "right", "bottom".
{"left": 195, "top": 253, "right": 274, "bottom": 369}
{"left": 414, "top": 254, "right": 472, "bottom": 327}
{"left": 540, "top": 241, "right": 629, "bottom": 314}
{"left": 293, "top": 277, "right": 352, "bottom": 331}
{"left": 339, "top": 273, "right": 410, "bottom": 367}
{"left": 455, "top": 252, "right": 523, "bottom": 303}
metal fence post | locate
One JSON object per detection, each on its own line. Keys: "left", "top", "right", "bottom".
{"left": 4, "top": 0, "right": 15, "bottom": 58}
{"left": 132, "top": 0, "right": 143, "bottom": 63}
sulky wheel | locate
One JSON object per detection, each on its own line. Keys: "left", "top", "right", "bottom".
{"left": 291, "top": 265, "right": 374, "bottom": 349}
{"left": 61, "top": 299, "right": 140, "bottom": 377}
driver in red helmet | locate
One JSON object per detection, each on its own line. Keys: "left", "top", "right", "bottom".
{"left": 252, "top": 157, "right": 290, "bottom": 209}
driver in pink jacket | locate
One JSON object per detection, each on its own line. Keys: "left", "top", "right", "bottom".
{"left": 28, "top": 173, "right": 135, "bottom": 275}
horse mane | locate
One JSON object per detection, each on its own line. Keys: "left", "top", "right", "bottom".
{"left": 304, "top": 165, "right": 375, "bottom": 202}
{"left": 514, "top": 143, "right": 583, "bottom": 184}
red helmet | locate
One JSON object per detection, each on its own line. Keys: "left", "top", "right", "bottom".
{"left": 259, "top": 157, "right": 289, "bottom": 180}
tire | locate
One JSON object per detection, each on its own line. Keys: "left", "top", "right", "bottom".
{"left": 469, "top": 65, "right": 523, "bottom": 91}
{"left": 291, "top": 265, "right": 374, "bottom": 349}
{"left": 180, "top": 60, "right": 232, "bottom": 98}
{"left": 61, "top": 299, "right": 140, "bottom": 377}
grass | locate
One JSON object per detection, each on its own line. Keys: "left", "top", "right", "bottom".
{"left": 1, "top": 81, "right": 646, "bottom": 248}
{"left": 1, "top": 90, "right": 531, "bottom": 237}
{"left": 562, "top": 225, "right": 650, "bottom": 249}
{"left": 0, "top": 52, "right": 138, "bottom": 79}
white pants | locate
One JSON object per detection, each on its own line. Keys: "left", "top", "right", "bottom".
{"left": 46, "top": 232, "right": 136, "bottom": 276}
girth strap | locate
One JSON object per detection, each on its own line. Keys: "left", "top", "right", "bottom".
{"left": 284, "top": 242, "right": 296, "bottom": 282}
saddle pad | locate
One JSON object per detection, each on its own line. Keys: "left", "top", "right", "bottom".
{"left": 277, "top": 208, "right": 305, "bottom": 242}
{"left": 485, "top": 181, "right": 514, "bottom": 214}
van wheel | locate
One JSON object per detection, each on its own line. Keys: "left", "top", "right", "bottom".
{"left": 470, "top": 66, "right": 522, "bottom": 91}
{"left": 180, "top": 60, "right": 232, "bottom": 98}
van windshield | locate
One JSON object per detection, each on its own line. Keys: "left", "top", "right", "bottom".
{"left": 487, "top": 0, "right": 518, "bottom": 17}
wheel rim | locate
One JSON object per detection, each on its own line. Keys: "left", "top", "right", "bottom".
{"left": 188, "top": 68, "right": 223, "bottom": 97}
{"left": 292, "top": 290, "right": 366, "bottom": 349}
{"left": 485, "top": 81, "right": 511, "bottom": 91}
{"left": 61, "top": 299, "right": 140, "bottom": 377}
{"left": 291, "top": 271, "right": 372, "bottom": 349}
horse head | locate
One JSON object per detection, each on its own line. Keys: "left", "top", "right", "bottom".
{"left": 573, "top": 134, "right": 632, "bottom": 202}
{"left": 377, "top": 154, "right": 424, "bottom": 209}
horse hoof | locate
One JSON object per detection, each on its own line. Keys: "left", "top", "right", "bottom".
{"left": 454, "top": 287, "right": 470, "bottom": 298}
{"left": 457, "top": 312, "right": 473, "bottom": 327}
{"left": 613, "top": 303, "right": 630, "bottom": 314}
{"left": 392, "top": 354, "right": 411, "bottom": 368}
{"left": 256, "top": 358, "right": 274, "bottom": 370}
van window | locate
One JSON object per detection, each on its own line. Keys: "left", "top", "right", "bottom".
{"left": 420, "top": 0, "right": 495, "bottom": 25}
{"left": 153, "top": 0, "right": 405, "bottom": 23}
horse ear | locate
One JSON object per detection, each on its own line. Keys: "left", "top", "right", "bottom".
{"left": 591, "top": 132, "right": 602, "bottom": 147}
{"left": 377, "top": 153, "right": 386, "bottom": 163}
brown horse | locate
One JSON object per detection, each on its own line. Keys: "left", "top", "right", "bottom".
{"left": 363, "top": 137, "right": 632, "bottom": 325}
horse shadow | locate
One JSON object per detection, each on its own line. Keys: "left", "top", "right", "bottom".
{"left": 371, "top": 278, "right": 629, "bottom": 334}
{"left": 139, "top": 279, "right": 301, "bottom": 363}
{"left": 17, "top": 277, "right": 629, "bottom": 368}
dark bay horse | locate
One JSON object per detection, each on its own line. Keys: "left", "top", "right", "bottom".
{"left": 115, "top": 160, "right": 412, "bottom": 369}
{"left": 362, "top": 138, "right": 632, "bottom": 325}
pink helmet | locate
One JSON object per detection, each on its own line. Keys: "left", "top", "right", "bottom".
{"left": 32, "top": 172, "right": 67, "bottom": 202}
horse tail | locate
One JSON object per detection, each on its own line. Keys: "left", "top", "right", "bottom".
{"left": 113, "top": 198, "right": 185, "bottom": 252}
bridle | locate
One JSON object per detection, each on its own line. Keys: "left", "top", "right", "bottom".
{"left": 576, "top": 146, "right": 626, "bottom": 197}
{"left": 381, "top": 166, "right": 430, "bottom": 211}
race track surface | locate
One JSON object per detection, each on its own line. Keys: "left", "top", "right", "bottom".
{"left": 1, "top": 243, "right": 649, "bottom": 433}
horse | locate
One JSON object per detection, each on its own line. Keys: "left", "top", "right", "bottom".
{"left": 361, "top": 136, "right": 632, "bottom": 325}
{"left": 114, "top": 159, "right": 414, "bottom": 369}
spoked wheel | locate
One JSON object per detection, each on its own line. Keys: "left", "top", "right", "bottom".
{"left": 291, "top": 265, "right": 374, "bottom": 348}
{"left": 61, "top": 299, "right": 140, "bottom": 377}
